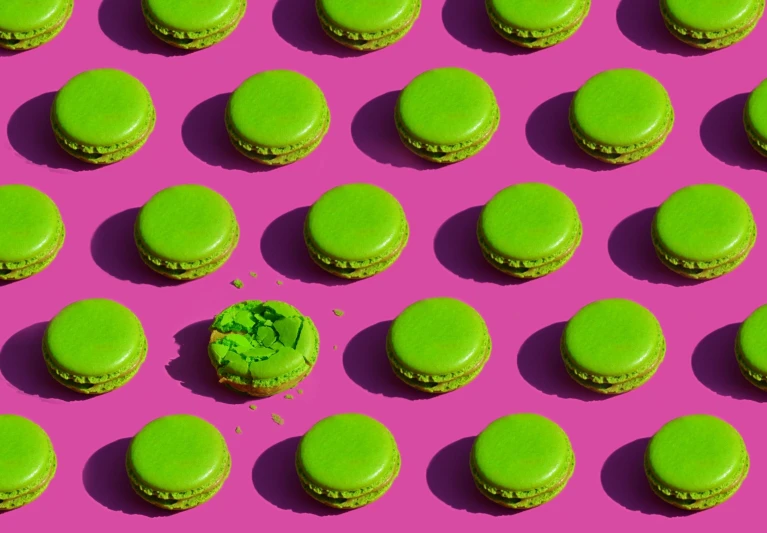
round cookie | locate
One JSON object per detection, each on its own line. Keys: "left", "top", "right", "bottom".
{"left": 0, "top": 185, "right": 65, "bottom": 281}
{"left": 652, "top": 184, "right": 756, "bottom": 280}
{"left": 0, "top": 0, "right": 72, "bottom": 50}
{"left": 316, "top": 0, "right": 421, "bottom": 50}
{"left": 134, "top": 184, "right": 239, "bottom": 280}
{"left": 735, "top": 304, "right": 767, "bottom": 390}
{"left": 485, "top": 0, "right": 590, "bottom": 48}
{"left": 396, "top": 67, "right": 500, "bottom": 163}
{"left": 645, "top": 414, "right": 749, "bottom": 510}
{"left": 296, "top": 413, "right": 400, "bottom": 509}
{"left": 744, "top": 78, "right": 767, "bottom": 157}
{"left": 43, "top": 299, "right": 148, "bottom": 394}
{"left": 142, "top": 0, "right": 247, "bottom": 50}
{"left": 387, "top": 297, "right": 492, "bottom": 393}
{"left": 0, "top": 415, "right": 56, "bottom": 510}
{"left": 471, "top": 413, "right": 575, "bottom": 509}
{"left": 208, "top": 300, "right": 320, "bottom": 397}
{"left": 304, "top": 183, "right": 409, "bottom": 279}
{"left": 570, "top": 69, "right": 674, "bottom": 164}
{"left": 127, "top": 414, "right": 231, "bottom": 510}
{"left": 660, "top": 0, "right": 764, "bottom": 49}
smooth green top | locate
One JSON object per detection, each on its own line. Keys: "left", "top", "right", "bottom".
{"left": 654, "top": 184, "right": 753, "bottom": 263}
{"left": 45, "top": 299, "right": 144, "bottom": 377}
{"left": 0, "top": 415, "right": 52, "bottom": 495}
{"left": 563, "top": 299, "right": 661, "bottom": 377}
{"left": 389, "top": 298, "right": 488, "bottom": 376}
{"left": 208, "top": 300, "right": 317, "bottom": 380}
{"left": 128, "top": 415, "right": 228, "bottom": 493}
{"left": 571, "top": 69, "right": 670, "bottom": 148}
{"left": 472, "top": 414, "right": 572, "bottom": 492}
{"left": 144, "top": 0, "right": 241, "bottom": 32}
{"left": 647, "top": 415, "right": 746, "bottom": 494}
{"left": 318, "top": 0, "right": 414, "bottom": 33}
{"left": 480, "top": 183, "right": 579, "bottom": 261}
{"left": 0, "top": 0, "right": 67, "bottom": 33}
{"left": 737, "top": 304, "right": 767, "bottom": 373}
{"left": 746, "top": 79, "right": 767, "bottom": 141}
{"left": 298, "top": 413, "right": 397, "bottom": 492}
{"left": 137, "top": 185, "right": 236, "bottom": 263}
{"left": 53, "top": 69, "right": 152, "bottom": 148}
{"left": 306, "top": 183, "right": 405, "bottom": 262}
{"left": 488, "top": 0, "right": 583, "bottom": 31}
{"left": 662, "top": 0, "right": 758, "bottom": 32}
{"left": 227, "top": 70, "right": 327, "bottom": 150}
{"left": 0, "top": 185, "right": 61, "bottom": 264}
{"left": 397, "top": 68, "right": 497, "bottom": 146}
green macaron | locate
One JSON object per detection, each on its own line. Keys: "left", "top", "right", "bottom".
{"left": 561, "top": 299, "right": 666, "bottom": 395}
{"left": 142, "top": 0, "right": 247, "bottom": 50}
{"left": 478, "top": 183, "right": 582, "bottom": 279}
{"left": 735, "top": 304, "right": 767, "bottom": 390}
{"left": 471, "top": 414, "right": 575, "bottom": 509}
{"left": 316, "top": 0, "right": 421, "bottom": 50}
{"left": 0, "top": 185, "right": 65, "bottom": 281}
{"left": 396, "top": 67, "right": 500, "bottom": 163}
{"left": 134, "top": 184, "right": 239, "bottom": 280}
{"left": 0, "top": 0, "right": 72, "bottom": 50}
{"left": 0, "top": 415, "right": 56, "bottom": 511}
{"left": 660, "top": 0, "right": 764, "bottom": 50}
{"left": 485, "top": 0, "right": 590, "bottom": 48}
{"left": 208, "top": 300, "right": 320, "bottom": 397}
{"left": 570, "top": 69, "right": 673, "bottom": 164}
{"left": 304, "top": 183, "right": 409, "bottom": 279}
{"left": 386, "top": 298, "right": 492, "bottom": 393}
{"left": 652, "top": 184, "right": 756, "bottom": 280}
{"left": 127, "top": 414, "right": 231, "bottom": 511}
{"left": 296, "top": 413, "right": 400, "bottom": 509}
{"left": 645, "top": 414, "right": 749, "bottom": 510}
{"left": 226, "top": 70, "right": 330, "bottom": 166}
{"left": 51, "top": 69, "right": 156, "bottom": 164}
{"left": 43, "top": 299, "right": 147, "bottom": 395}
{"left": 744, "top": 79, "right": 767, "bottom": 157}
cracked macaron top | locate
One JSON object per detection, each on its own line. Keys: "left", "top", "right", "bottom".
{"left": 0, "top": 0, "right": 72, "bottom": 50}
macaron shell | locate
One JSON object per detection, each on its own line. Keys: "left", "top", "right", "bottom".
{"left": 487, "top": 0, "right": 583, "bottom": 31}
{"left": 737, "top": 304, "right": 767, "bottom": 376}
{"left": 318, "top": 0, "right": 414, "bottom": 33}
{"left": 0, "top": 415, "right": 54, "bottom": 497}
{"left": 745, "top": 79, "right": 767, "bottom": 148}
{"left": 0, "top": 185, "right": 62, "bottom": 265}
{"left": 143, "top": 0, "right": 241, "bottom": 33}
{"left": 0, "top": 0, "right": 67, "bottom": 33}
{"left": 662, "top": 0, "right": 759, "bottom": 33}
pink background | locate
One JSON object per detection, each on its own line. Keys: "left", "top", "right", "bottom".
{"left": 1, "top": 0, "right": 766, "bottom": 530}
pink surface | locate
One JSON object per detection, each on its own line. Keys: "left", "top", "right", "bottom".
{"left": 1, "top": 0, "right": 766, "bottom": 529}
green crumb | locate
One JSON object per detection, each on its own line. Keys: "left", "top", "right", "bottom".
{"left": 285, "top": 394, "right": 294, "bottom": 400}
{"left": 333, "top": 309, "right": 345, "bottom": 317}
{"left": 272, "top": 413, "right": 284, "bottom": 425}
{"left": 276, "top": 280, "right": 283, "bottom": 286}
{"left": 297, "top": 389, "right": 304, "bottom": 395}
{"left": 235, "top": 426, "right": 242, "bottom": 434}
{"left": 232, "top": 279, "right": 244, "bottom": 289}
{"left": 249, "top": 404, "right": 258, "bottom": 410}
{"left": 333, "top": 345, "right": 338, "bottom": 350}
{"left": 249, "top": 272, "right": 258, "bottom": 278}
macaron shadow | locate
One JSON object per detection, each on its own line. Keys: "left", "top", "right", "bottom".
{"left": 252, "top": 436, "right": 345, "bottom": 516}
{"left": 167, "top": 320, "right": 253, "bottom": 405}
{"left": 700, "top": 93, "right": 766, "bottom": 171}
{"left": 0, "top": 322, "right": 88, "bottom": 402}
{"left": 692, "top": 323, "right": 767, "bottom": 402}
{"left": 182, "top": 93, "right": 277, "bottom": 173}
{"left": 601, "top": 438, "right": 690, "bottom": 517}
{"left": 90, "top": 208, "right": 179, "bottom": 287}
{"left": 272, "top": 0, "right": 362, "bottom": 58}
{"left": 343, "top": 321, "right": 434, "bottom": 400}
{"left": 7, "top": 92, "right": 97, "bottom": 173}
{"left": 608, "top": 208, "right": 702, "bottom": 287}
{"left": 441, "top": 0, "right": 536, "bottom": 55}
{"left": 616, "top": 0, "right": 709, "bottom": 57}
{"left": 98, "top": 0, "right": 190, "bottom": 56}
{"left": 83, "top": 438, "right": 172, "bottom": 517}
{"left": 351, "top": 91, "right": 441, "bottom": 170}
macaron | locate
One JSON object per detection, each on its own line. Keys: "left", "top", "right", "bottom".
{"left": 0, "top": 415, "right": 56, "bottom": 511}
{"left": 652, "top": 184, "right": 756, "bottom": 280}
{"left": 485, "top": 0, "right": 590, "bottom": 48}
{"left": 387, "top": 298, "right": 492, "bottom": 393}
{"left": 645, "top": 414, "right": 749, "bottom": 510}
{"left": 43, "top": 299, "right": 148, "bottom": 395}
{"left": 735, "top": 304, "right": 767, "bottom": 390}
{"left": 660, "top": 0, "right": 764, "bottom": 50}
{"left": 0, "top": 185, "right": 64, "bottom": 281}
{"left": 304, "top": 183, "right": 409, "bottom": 279}
{"left": 226, "top": 70, "right": 330, "bottom": 166}
{"left": 396, "top": 67, "right": 500, "bottom": 163}
{"left": 127, "top": 414, "right": 231, "bottom": 511}
{"left": 561, "top": 299, "right": 666, "bottom": 394}
{"left": 51, "top": 69, "right": 156, "bottom": 164}
{"left": 744, "top": 78, "right": 767, "bottom": 157}
{"left": 478, "top": 183, "right": 581, "bottom": 278}
{"left": 570, "top": 69, "right": 673, "bottom": 164}
{"left": 134, "top": 184, "right": 239, "bottom": 280}
{"left": 0, "top": 0, "right": 72, "bottom": 50}
{"left": 471, "top": 414, "right": 574, "bottom": 509}
{"left": 142, "top": 0, "right": 246, "bottom": 50}
{"left": 316, "top": 0, "right": 421, "bottom": 50}
{"left": 296, "top": 413, "right": 400, "bottom": 509}
{"left": 208, "top": 300, "right": 320, "bottom": 397}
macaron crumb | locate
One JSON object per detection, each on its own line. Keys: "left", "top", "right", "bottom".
{"left": 297, "top": 389, "right": 304, "bottom": 395}
{"left": 285, "top": 394, "right": 294, "bottom": 400}
{"left": 333, "top": 309, "right": 345, "bottom": 317}
{"left": 272, "top": 414, "right": 284, "bottom": 425}
{"left": 235, "top": 426, "right": 242, "bottom": 434}
{"left": 232, "top": 279, "right": 243, "bottom": 289}
{"left": 249, "top": 404, "right": 258, "bottom": 410}
{"left": 333, "top": 345, "right": 338, "bottom": 350}
{"left": 249, "top": 272, "right": 258, "bottom": 278}
{"left": 276, "top": 280, "right": 283, "bottom": 286}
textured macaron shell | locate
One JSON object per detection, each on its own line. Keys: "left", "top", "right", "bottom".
{"left": 661, "top": 0, "right": 759, "bottom": 33}
{"left": 0, "top": 185, "right": 63, "bottom": 268}
{"left": 318, "top": 0, "right": 414, "bottom": 34}
{"left": 143, "top": 0, "right": 241, "bottom": 33}
{"left": 736, "top": 304, "right": 767, "bottom": 381}
{"left": 745, "top": 79, "right": 767, "bottom": 152}
{"left": 0, "top": 415, "right": 55, "bottom": 502}
{"left": 487, "top": 0, "right": 583, "bottom": 31}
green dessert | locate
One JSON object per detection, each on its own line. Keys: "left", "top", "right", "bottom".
{"left": 316, "top": 0, "right": 421, "bottom": 50}
{"left": 736, "top": 304, "right": 767, "bottom": 390}
{"left": 485, "top": 0, "right": 590, "bottom": 48}
{"left": 744, "top": 78, "right": 767, "bottom": 157}
{"left": 142, "top": 0, "right": 247, "bottom": 50}
{"left": 0, "top": 415, "right": 56, "bottom": 510}
{"left": 0, "top": 0, "right": 72, "bottom": 50}
{"left": 660, "top": 0, "right": 764, "bottom": 49}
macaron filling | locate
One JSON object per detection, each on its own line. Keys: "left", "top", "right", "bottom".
{"left": 142, "top": 0, "right": 246, "bottom": 49}
{"left": 0, "top": 0, "right": 72, "bottom": 50}
{"left": 486, "top": 0, "right": 590, "bottom": 48}
{"left": 317, "top": 0, "right": 421, "bottom": 50}
{"left": 660, "top": 0, "right": 764, "bottom": 49}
